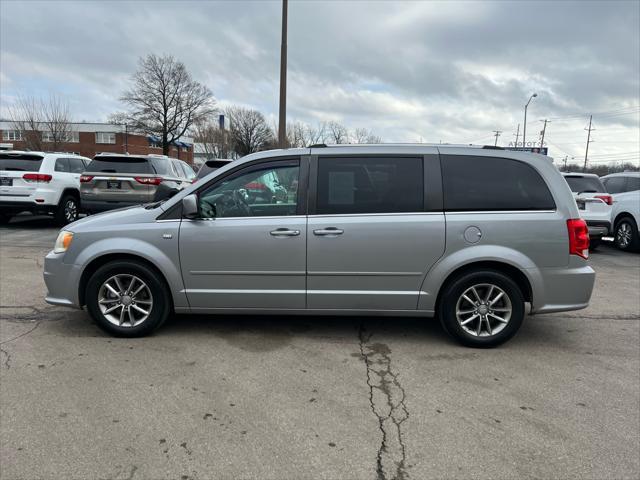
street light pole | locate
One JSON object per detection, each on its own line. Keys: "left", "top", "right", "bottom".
{"left": 278, "top": 0, "right": 288, "bottom": 149}
{"left": 522, "top": 93, "right": 537, "bottom": 149}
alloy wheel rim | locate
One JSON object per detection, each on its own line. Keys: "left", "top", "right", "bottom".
{"left": 65, "top": 200, "right": 78, "bottom": 222}
{"left": 617, "top": 223, "right": 631, "bottom": 248}
{"left": 455, "top": 283, "right": 512, "bottom": 337}
{"left": 98, "top": 274, "right": 153, "bottom": 327}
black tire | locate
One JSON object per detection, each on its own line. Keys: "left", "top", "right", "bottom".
{"left": 0, "top": 213, "right": 10, "bottom": 225}
{"left": 614, "top": 216, "right": 640, "bottom": 252}
{"left": 55, "top": 194, "right": 79, "bottom": 226}
{"left": 438, "top": 269, "right": 525, "bottom": 348}
{"left": 85, "top": 260, "right": 172, "bottom": 337}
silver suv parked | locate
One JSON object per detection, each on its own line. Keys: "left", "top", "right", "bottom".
{"left": 44, "top": 145, "right": 595, "bottom": 347}
{"left": 80, "top": 154, "right": 195, "bottom": 213}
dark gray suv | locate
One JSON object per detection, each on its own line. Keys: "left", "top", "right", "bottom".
{"left": 80, "top": 154, "right": 195, "bottom": 213}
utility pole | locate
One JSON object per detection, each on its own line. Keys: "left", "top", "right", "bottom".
{"left": 513, "top": 123, "right": 520, "bottom": 148}
{"left": 539, "top": 119, "right": 549, "bottom": 148}
{"left": 583, "top": 115, "right": 594, "bottom": 172}
{"left": 523, "top": 93, "right": 538, "bottom": 150}
{"left": 562, "top": 155, "right": 568, "bottom": 171}
{"left": 492, "top": 130, "right": 502, "bottom": 146}
{"left": 278, "top": 0, "right": 288, "bottom": 149}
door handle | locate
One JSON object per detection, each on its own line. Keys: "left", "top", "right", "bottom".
{"left": 313, "top": 227, "right": 344, "bottom": 236}
{"left": 270, "top": 228, "right": 300, "bottom": 237}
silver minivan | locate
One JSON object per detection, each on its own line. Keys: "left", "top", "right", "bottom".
{"left": 44, "top": 145, "right": 595, "bottom": 347}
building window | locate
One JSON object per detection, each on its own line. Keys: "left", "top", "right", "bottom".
{"left": 2, "top": 130, "right": 22, "bottom": 141}
{"left": 42, "top": 131, "right": 79, "bottom": 143}
{"left": 96, "top": 132, "right": 116, "bottom": 144}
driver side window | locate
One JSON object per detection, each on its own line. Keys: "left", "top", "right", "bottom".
{"left": 197, "top": 161, "right": 300, "bottom": 218}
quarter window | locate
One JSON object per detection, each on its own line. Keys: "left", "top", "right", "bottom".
{"left": 316, "top": 157, "right": 423, "bottom": 214}
{"left": 626, "top": 177, "right": 640, "bottom": 192}
{"left": 198, "top": 161, "right": 300, "bottom": 218}
{"left": 95, "top": 132, "right": 116, "bottom": 144}
{"left": 441, "top": 155, "right": 556, "bottom": 211}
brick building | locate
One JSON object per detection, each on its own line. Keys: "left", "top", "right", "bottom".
{"left": 0, "top": 121, "right": 194, "bottom": 164}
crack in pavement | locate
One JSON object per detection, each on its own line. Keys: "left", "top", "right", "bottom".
{"left": 358, "top": 323, "right": 410, "bottom": 480}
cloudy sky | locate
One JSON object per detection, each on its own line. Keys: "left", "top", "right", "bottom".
{"left": 1, "top": 0, "right": 638, "bottom": 165}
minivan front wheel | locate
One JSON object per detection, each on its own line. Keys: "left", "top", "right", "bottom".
{"left": 438, "top": 270, "right": 525, "bottom": 348}
{"left": 86, "top": 260, "right": 171, "bottom": 337}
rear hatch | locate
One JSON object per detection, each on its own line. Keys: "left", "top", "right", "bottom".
{"left": 81, "top": 156, "right": 159, "bottom": 204}
{"left": 0, "top": 153, "right": 46, "bottom": 199}
{"left": 563, "top": 175, "right": 611, "bottom": 218}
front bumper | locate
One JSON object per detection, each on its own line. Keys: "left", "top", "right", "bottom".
{"left": 43, "top": 251, "right": 82, "bottom": 308}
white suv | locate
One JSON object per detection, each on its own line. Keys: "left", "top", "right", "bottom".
{"left": 601, "top": 172, "right": 640, "bottom": 251}
{"left": 0, "top": 151, "right": 91, "bottom": 225}
{"left": 561, "top": 172, "right": 612, "bottom": 249}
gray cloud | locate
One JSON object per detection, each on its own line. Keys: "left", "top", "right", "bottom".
{"left": 1, "top": 0, "right": 638, "bottom": 161}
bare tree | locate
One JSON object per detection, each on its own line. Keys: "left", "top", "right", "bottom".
{"left": 192, "top": 118, "right": 233, "bottom": 159}
{"left": 226, "top": 106, "right": 274, "bottom": 156}
{"left": 351, "top": 127, "right": 381, "bottom": 144}
{"left": 120, "top": 54, "right": 216, "bottom": 156}
{"left": 8, "top": 94, "right": 73, "bottom": 151}
{"left": 324, "top": 121, "right": 349, "bottom": 144}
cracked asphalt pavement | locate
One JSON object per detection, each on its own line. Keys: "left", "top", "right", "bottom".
{"left": 1, "top": 215, "right": 639, "bottom": 480}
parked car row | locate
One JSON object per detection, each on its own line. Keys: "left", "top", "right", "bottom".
{"left": 0, "top": 151, "right": 197, "bottom": 225}
{"left": 561, "top": 171, "right": 640, "bottom": 252}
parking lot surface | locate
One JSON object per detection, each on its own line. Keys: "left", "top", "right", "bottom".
{"left": 1, "top": 216, "right": 639, "bottom": 480}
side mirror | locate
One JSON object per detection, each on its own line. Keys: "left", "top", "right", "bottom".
{"left": 182, "top": 194, "right": 199, "bottom": 219}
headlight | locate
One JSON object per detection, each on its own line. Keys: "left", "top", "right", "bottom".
{"left": 54, "top": 231, "right": 74, "bottom": 254}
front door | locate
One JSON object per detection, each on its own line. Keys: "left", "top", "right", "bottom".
{"left": 306, "top": 153, "right": 445, "bottom": 310}
{"left": 179, "top": 158, "right": 306, "bottom": 310}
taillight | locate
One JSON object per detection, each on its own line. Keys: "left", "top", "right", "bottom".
{"left": 22, "top": 173, "right": 52, "bottom": 183}
{"left": 567, "top": 218, "right": 590, "bottom": 259}
{"left": 594, "top": 194, "right": 613, "bottom": 205}
{"left": 135, "top": 177, "right": 163, "bottom": 185}
{"left": 80, "top": 175, "right": 94, "bottom": 183}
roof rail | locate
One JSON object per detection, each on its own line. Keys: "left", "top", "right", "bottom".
{"left": 309, "top": 143, "right": 327, "bottom": 148}
{"left": 481, "top": 145, "right": 504, "bottom": 150}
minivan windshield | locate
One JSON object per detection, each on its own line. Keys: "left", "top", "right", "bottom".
{"left": 0, "top": 154, "right": 44, "bottom": 171}
{"left": 85, "top": 157, "right": 154, "bottom": 174}
{"left": 564, "top": 175, "right": 606, "bottom": 193}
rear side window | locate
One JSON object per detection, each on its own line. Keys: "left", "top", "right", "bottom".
{"left": 55, "top": 158, "right": 70, "bottom": 172}
{"left": 0, "top": 154, "right": 44, "bottom": 172}
{"left": 602, "top": 176, "right": 627, "bottom": 194}
{"left": 563, "top": 175, "right": 605, "bottom": 193}
{"left": 626, "top": 177, "right": 640, "bottom": 192}
{"left": 316, "top": 157, "right": 423, "bottom": 214}
{"left": 150, "top": 158, "right": 175, "bottom": 176}
{"left": 442, "top": 155, "right": 556, "bottom": 211}
{"left": 180, "top": 161, "right": 196, "bottom": 180}
{"left": 67, "top": 157, "right": 86, "bottom": 174}
{"left": 85, "top": 157, "right": 153, "bottom": 174}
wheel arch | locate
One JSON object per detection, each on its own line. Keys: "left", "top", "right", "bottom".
{"left": 79, "top": 253, "right": 174, "bottom": 309}
{"left": 59, "top": 188, "right": 80, "bottom": 203}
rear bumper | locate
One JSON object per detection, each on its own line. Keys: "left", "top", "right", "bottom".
{"left": 586, "top": 220, "right": 611, "bottom": 238}
{"left": 81, "top": 199, "right": 143, "bottom": 212}
{"left": 531, "top": 264, "right": 595, "bottom": 314}
{"left": 0, "top": 200, "right": 57, "bottom": 215}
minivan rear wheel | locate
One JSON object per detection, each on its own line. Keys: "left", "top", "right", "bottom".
{"left": 85, "top": 260, "right": 171, "bottom": 337}
{"left": 438, "top": 270, "right": 525, "bottom": 348}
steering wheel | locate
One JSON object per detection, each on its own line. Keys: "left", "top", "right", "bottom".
{"left": 233, "top": 189, "right": 251, "bottom": 216}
